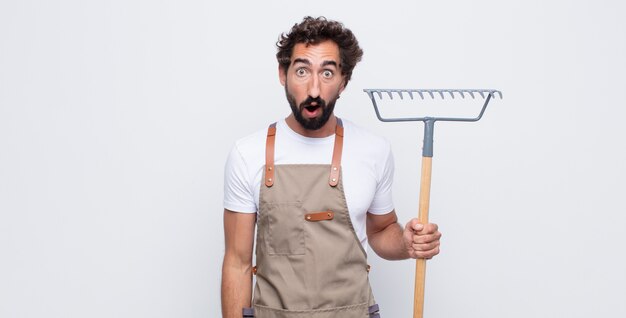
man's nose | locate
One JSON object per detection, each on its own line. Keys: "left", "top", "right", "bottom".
{"left": 307, "top": 75, "right": 321, "bottom": 98}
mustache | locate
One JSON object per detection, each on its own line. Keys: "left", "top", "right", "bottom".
{"left": 300, "top": 96, "right": 326, "bottom": 108}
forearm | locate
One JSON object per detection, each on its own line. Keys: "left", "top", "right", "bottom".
{"left": 221, "top": 255, "right": 253, "bottom": 318}
{"left": 221, "top": 209, "right": 256, "bottom": 317}
{"left": 368, "top": 221, "right": 410, "bottom": 260}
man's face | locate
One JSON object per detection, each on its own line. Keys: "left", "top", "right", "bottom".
{"left": 280, "top": 40, "right": 345, "bottom": 131}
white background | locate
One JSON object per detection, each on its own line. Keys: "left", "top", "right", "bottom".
{"left": 1, "top": 0, "right": 625, "bottom": 317}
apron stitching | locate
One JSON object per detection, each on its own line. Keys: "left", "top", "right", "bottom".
{"left": 254, "top": 302, "right": 369, "bottom": 313}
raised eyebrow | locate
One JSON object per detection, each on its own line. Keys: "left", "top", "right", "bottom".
{"left": 321, "top": 60, "right": 338, "bottom": 68}
{"left": 292, "top": 58, "right": 311, "bottom": 66}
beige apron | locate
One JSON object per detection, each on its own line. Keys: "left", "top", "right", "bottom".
{"left": 243, "top": 119, "right": 380, "bottom": 318}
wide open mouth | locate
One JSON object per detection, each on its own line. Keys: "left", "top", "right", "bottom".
{"left": 304, "top": 105, "right": 321, "bottom": 112}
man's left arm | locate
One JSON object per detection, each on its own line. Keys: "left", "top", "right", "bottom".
{"left": 366, "top": 210, "right": 441, "bottom": 260}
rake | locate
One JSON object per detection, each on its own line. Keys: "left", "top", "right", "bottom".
{"left": 363, "top": 88, "right": 502, "bottom": 318}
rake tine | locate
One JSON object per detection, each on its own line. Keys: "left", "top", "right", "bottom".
{"left": 365, "top": 89, "right": 503, "bottom": 101}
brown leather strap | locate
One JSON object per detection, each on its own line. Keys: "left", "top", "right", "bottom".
{"left": 305, "top": 211, "right": 334, "bottom": 222}
{"left": 266, "top": 119, "right": 344, "bottom": 187}
{"left": 265, "top": 123, "right": 277, "bottom": 187}
{"left": 329, "top": 118, "right": 344, "bottom": 187}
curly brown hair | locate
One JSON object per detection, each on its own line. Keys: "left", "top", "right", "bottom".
{"left": 276, "top": 16, "right": 363, "bottom": 86}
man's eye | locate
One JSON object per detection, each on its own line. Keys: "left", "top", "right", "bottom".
{"left": 296, "top": 68, "right": 307, "bottom": 76}
{"left": 322, "top": 70, "right": 333, "bottom": 78}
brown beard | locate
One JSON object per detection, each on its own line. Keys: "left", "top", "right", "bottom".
{"left": 285, "top": 83, "right": 337, "bottom": 131}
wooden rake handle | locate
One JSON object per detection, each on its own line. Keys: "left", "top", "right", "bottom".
{"left": 414, "top": 156, "right": 432, "bottom": 318}
{"left": 414, "top": 119, "right": 435, "bottom": 318}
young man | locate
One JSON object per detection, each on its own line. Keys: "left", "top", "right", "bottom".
{"left": 221, "top": 16, "right": 441, "bottom": 318}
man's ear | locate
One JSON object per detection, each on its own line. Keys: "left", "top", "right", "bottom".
{"left": 278, "top": 65, "right": 287, "bottom": 86}
{"left": 338, "top": 76, "right": 347, "bottom": 94}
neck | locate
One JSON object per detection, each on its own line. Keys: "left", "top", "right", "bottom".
{"left": 285, "top": 114, "right": 337, "bottom": 138}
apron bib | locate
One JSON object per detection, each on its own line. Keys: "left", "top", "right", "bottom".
{"left": 245, "top": 119, "right": 380, "bottom": 318}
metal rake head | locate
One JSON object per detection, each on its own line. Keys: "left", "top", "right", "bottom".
{"left": 363, "top": 88, "right": 502, "bottom": 123}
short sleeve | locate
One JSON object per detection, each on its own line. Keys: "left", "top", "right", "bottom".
{"left": 367, "top": 143, "right": 395, "bottom": 214}
{"left": 223, "top": 143, "right": 257, "bottom": 213}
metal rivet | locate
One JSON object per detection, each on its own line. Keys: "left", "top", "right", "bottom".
{"left": 268, "top": 178, "right": 272, "bottom": 182}
{"left": 306, "top": 216, "right": 311, "bottom": 220}
{"left": 333, "top": 167, "right": 337, "bottom": 171}
{"left": 332, "top": 178, "right": 336, "bottom": 182}
{"left": 268, "top": 166, "right": 272, "bottom": 171}
{"left": 327, "top": 213, "right": 331, "bottom": 217}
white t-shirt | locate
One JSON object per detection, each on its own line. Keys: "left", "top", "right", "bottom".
{"left": 223, "top": 118, "right": 395, "bottom": 250}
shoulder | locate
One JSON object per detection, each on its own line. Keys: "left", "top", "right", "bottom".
{"left": 230, "top": 125, "right": 269, "bottom": 162}
{"left": 342, "top": 118, "right": 392, "bottom": 156}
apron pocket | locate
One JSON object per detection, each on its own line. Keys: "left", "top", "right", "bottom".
{"left": 265, "top": 201, "right": 305, "bottom": 255}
